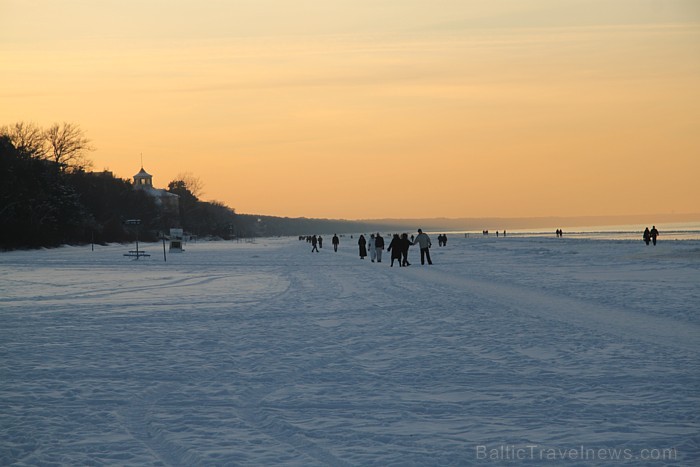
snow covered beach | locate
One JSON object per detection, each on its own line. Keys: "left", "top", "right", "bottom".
{"left": 1, "top": 235, "right": 699, "bottom": 465}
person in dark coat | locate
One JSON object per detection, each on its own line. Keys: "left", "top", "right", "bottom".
{"left": 387, "top": 234, "right": 403, "bottom": 267}
{"left": 311, "top": 235, "right": 319, "bottom": 252}
{"left": 374, "top": 233, "right": 385, "bottom": 263}
{"left": 400, "top": 233, "right": 411, "bottom": 266}
{"left": 332, "top": 234, "right": 340, "bottom": 252}
{"left": 358, "top": 235, "right": 367, "bottom": 259}
{"left": 643, "top": 227, "right": 651, "bottom": 246}
{"left": 650, "top": 226, "right": 659, "bottom": 246}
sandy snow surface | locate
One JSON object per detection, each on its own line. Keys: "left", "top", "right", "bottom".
{"left": 1, "top": 235, "right": 699, "bottom": 465}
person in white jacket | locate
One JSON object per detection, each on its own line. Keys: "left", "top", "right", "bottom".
{"left": 413, "top": 229, "right": 433, "bottom": 265}
{"left": 368, "top": 234, "right": 377, "bottom": 262}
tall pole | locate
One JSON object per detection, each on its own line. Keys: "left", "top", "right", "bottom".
{"left": 125, "top": 219, "right": 142, "bottom": 259}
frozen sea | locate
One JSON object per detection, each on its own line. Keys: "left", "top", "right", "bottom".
{"left": 1, "top": 234, "right": 699, "bottom": 466}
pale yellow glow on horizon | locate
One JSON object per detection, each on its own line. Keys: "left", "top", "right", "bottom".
{"left": 2, "top": 1, "right": 699, "bottom": 220}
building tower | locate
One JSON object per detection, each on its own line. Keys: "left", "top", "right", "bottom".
{"left": 133, "top": 167, "right": 153, "bottom": 189}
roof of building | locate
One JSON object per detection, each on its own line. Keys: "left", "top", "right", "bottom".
{"left": 134, "top": 167, "right": 152, "bottom": 178}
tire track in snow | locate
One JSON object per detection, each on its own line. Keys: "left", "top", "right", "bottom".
{"left": 221, "top": 256, "right": 434, "bottom": 466}
{"left": 211, "top": 268, "right": 354, "bottom": 466}
{"left": 235, "top": 397, "right": 352, "bottom": 467}
{"left": 401, "top": 267, "right": 699, "bottom": 353}
{"left": 1, "top": 273, "right": 235, "bottom": 305}
{"left": 119, "top": 383, "right": 207, "bottom": 466}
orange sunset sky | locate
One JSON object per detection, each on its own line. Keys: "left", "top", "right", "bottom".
{"left": 2, "top": 0, "right": 699, "bottom": 220}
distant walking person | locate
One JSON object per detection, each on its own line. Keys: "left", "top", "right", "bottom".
{"left": 332, "top": 234, "right": 340, "bottom": 252}
{"left": 374, "top": 233, "right": 385, "bottom": 263}
{"left": 400, "top": 233, "right": 411, "bottom": 266}
{"left": 387, "top": 234, "right": 403, "bottom": 267}
{"left": 358, "top": 234, "right": 367, "bottom": 259}
{"left": 650, "top": 226, "right": 659, "bottom": 246}
{"left": 318, "top": 236, "right": 323, "bottom": 249}
{"left": 311, "top": 235, "right": 319, "bottom": 253}
{"left": 643, "top": 227, "right": 651, "bottom": 246}
{"left": 413, "top": 228, "right": 433, "bottom": 265}
{"left": 368, "top": 234, "right": 377, "bottom": 262}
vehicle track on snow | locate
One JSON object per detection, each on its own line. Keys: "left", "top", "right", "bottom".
{"left": 119, "top": 383, "right": 208, "bottom": 466}
{"left": 215, "top": 267, "right": 356, "bottom": 466}
{"left": 399, "top": 266, "right": 699, "bottom": 354}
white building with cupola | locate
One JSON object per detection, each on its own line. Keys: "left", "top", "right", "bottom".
{"left": 132, "top": 166, "right": 180, "bottom": 214}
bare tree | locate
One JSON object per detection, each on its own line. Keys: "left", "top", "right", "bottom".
{"left": 43, "top": 122, "right": 94, "bottom": 172}
{"left": 174, "top": 172, "right": 205, "bottom": 199}
{"left": 0, "top": 121, "right": 47, "bottom": 158}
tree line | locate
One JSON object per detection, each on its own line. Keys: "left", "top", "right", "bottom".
{"left": 0, "top": 122, "right": 238, "bottom": 249}
{"left": 1, "top": 121, "right": 384, "bottom": 250}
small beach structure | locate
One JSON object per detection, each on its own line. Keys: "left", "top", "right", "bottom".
{"left": 169, "top": 228, "right": 185, "bottom": 252}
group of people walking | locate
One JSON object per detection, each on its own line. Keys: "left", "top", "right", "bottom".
{"left": 303, "top": 230, "right": 438, "bottom": 266}
{"left": 302, "top": 234, "right": 341, "bottom": 252}
{"left": 304, "top": 234, "right": 322, "bottom": 252}
{"left": 358, "top": 229, "right": 434, "bottom": 266}
{"left": 643, "top": 226, "right": 659, "bottom": 246}
{"left": 306, "top": 226, "right": 664, "bottom": 257}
